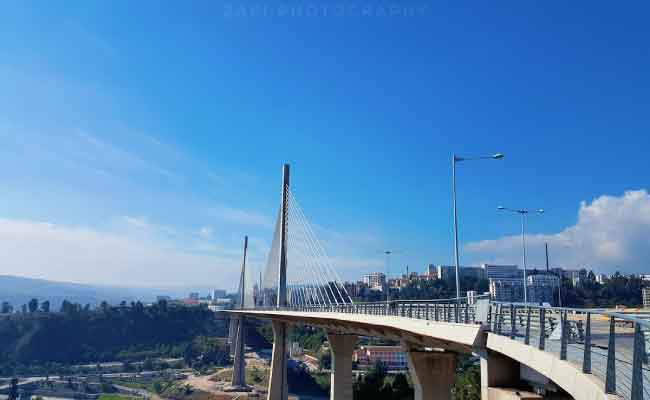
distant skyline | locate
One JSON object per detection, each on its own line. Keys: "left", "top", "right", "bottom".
{"left": 1, "top": 2, "right": 650, "bottom": 290}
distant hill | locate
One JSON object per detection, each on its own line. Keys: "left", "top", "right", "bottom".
{"left": 0, "top": 275, "right": 220, "bottom": 310}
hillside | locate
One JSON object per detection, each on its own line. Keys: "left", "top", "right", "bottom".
{"left": 0, "top": 275, "right": 217, "bottom": 310}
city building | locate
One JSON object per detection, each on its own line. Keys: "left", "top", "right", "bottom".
{"left": 425, "top": 264, "right": 437, "bottom": 279}
{"left": 467, "top": 290, "right": 477, "bottom": 304}
{"left": 208, "top": 297, "right": 234, "bottom": 312}
{"left": 436, "top": 265, "right": 485, "bottom": 281}
{"left": 595, "top": 273, "right": 608, "bottom": 284}
{"left": 481, "top": 264, "right": 521, "bottom": 280}
{"left": 212, "top": 289, "right": 226, "bottom": 300}
{"left": 643, "top": 288, "right": 650, "bottom": 309}
{"left": 362, "top": 272, "right": 386, "bottom": 289}
{"left": 527, "top": 273, "right": 560, "bottom": 304}
{"left": 344, "top": 282, "right": 361, "bottom": 298}
{"left": 388, "top": 278, "right": 402, "bottom": 289}
{"left": 489, "top": 278, "right": 524, "bottom": 302}
{"left": 353, "top": 346, "right": 407, "bottom": 370}
{"left": 189, "top": 292, "right": 200, "bottom": 300}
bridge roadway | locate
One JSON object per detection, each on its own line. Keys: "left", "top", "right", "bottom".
{"left": 227, "top": 306, "right": 626, "bottom": 400}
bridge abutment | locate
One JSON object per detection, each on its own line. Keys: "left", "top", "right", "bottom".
{"left": 267, "top": 320, "right": 289, "bottom": 400}
{"left": 327, "top": 333, "right": 357, "bottom": 400}
{"left": 405, "top": 349, "right": 457, "bottom": 400}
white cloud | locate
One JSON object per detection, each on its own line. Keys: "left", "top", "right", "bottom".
{"left": 75, "top": 130, "right": 176, "bottom": 179}
{"left": 122, "top": 216, "right": 150, "bottom": 229}
{"left": 210, "top": 206, "right": 273, "bottom": 228}
{"left": 0, "top": 217, "right": 243, "bottom": 289}
{"left": 199, "top": 226, "right": 214, "bottom": 238}
{"left": 465, "top": 190, "right": 650, "bottom": 274}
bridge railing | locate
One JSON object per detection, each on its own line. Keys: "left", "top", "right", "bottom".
{"left": 488, "top": 302, "right": 650, "bottom": 400}
{"left": 250, "top": 295, "right": 490, "bottom": 324}
{"left": 243, "top": 298, "right": 648, "bottom": 400}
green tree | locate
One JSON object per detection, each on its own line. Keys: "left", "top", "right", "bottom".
{"left": 1, "top": 301, "right": 12, "bottom": 313}
{"left": 60, "top": 300, "right": 73, "bottom": 314}
{"left": 453, "top": 364, "right": 480, "bottom": 400}
{"left": 41, "top": 300, "right": 50, "bottom": 313}
{"left": 123, "top": 361, "right": 134, "bottom": 372}
{"left": 318, "top": 350, "right": 331, "bottom": 370}
{"left": 354, "top": 360, "right": 389, "bottom": 400}
{"left": 391, "top": 373, "right": 412, "bottom": 400}
{"left": 158, "top": 299, "right": 168, "bottom": 313}
{"left": 143, "top": 358, "right": 155, "bottom": 371}
{"left": 28, "top": 299, "right": 39, "bottom": 313}
{"left": 8, "top": 377, "right": 19, "bottom": 400}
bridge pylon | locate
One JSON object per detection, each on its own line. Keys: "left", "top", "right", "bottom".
{"left": 268, "top": 164, "right": 290, "bottom": 400}
{"left": 226, "top": 236, "right": 251, "bottom": 392}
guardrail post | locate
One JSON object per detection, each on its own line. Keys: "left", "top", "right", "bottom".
{"left": 560, "top": 311, "right": 568, "bottom": 360}
{"left": 486, "top": 303, "right": 492, "bottom": 326}
{"left": 434, "top": 303, "right": 439, "bottom": 321}
{"left": 631, "top": 323, "right": 645, "bottom": 400}
{"left": 495, "top": 304, "right": 502, "bottom": 334}
{"left": 455, "top": 302, "right": 459, "bottom": 323}
{"left": 538, "top": 308, "right": 546, "bottom": 350}
{"left": 524, "top": 307, "right": 531, "bottom": 345}
{"left": 409, "top": 302, "right": 413, "bottom": 318}
{"left": 464, "top": 301, "right": 469, "bottom": 324}
{"left": 582, "top": 313, "right": 591, "bottom": 373}
{"left": 510, "top": 304, "right": 516, "bottom": 339}
{"left": 426, "top": 303, "right": 430, "bottom": 320}
{"left": 605, "top": 316, "right": 616, "bottom": 394}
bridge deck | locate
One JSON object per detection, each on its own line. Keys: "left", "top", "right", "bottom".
{"left": 227, "top": 309, "right": 486, "bottom": 352}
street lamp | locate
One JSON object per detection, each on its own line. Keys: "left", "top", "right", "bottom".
{"left": 496, "top": 206, "right": 545, "bottom": 304}
{"left": 452, "top": 153, "right": 504, "bottom": 301}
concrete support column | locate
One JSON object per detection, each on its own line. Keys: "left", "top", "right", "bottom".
{"left": 406, "top": 350, "right": 457, "bottom": 400}
{"left": 478, "top": 350, "right": 520, "bottom": 400}
{"left": 231, "top": 316, "right": 246, "bottom": 387}
{"left": 327, "top": 333, "right": 357, "bottom": 400}
{"left": 267, "top": 321, "right": 288, "bottom": 400}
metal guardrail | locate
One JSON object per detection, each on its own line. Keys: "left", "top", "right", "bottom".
{"left": 238, "top": 297, "right": 649, "bottom": 400}
{"left": 487, "top": 302, "right": 650, "bottom": 400}
{"left": 250, "top": 295, "right": 488, "bottom": 324}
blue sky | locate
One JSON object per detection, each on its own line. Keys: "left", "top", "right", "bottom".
{"left": 1, "top": 1, "right": 649, "bottom": 289}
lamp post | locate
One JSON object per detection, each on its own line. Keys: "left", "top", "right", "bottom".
{"left": 452, "top": 153, "right": 504, "bottom": 300}
{"left": 497, "top": 206, "right": 544, "bottom": 304}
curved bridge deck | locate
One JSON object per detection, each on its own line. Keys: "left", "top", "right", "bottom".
{"left": 225, "top": 300, "right": 649, "bottom": 400}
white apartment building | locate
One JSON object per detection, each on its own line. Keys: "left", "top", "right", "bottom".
{"left": 481, "top": 264, "right": 521, "bottom": 280}
{"left": 362, "top": 272, "right": 386, "bottom": 289}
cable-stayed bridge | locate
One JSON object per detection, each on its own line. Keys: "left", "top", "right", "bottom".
{"left": 259, "top": 185, "right": 353, "bottom": 308}
{"left": 225, "top": 164, "right": 649, "bottom": 400}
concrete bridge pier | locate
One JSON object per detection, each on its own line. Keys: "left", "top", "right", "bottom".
{"left": 478, "top": 350, "right": 521, "bottom": 400}
{"left": 405, "top": 348, "right": 457, "bottom": 400}
{"left": 327, "top": 333, "right": 358, "bottom": 400}
{"left": 267, "top": 321, "right": 289, "bottom": 400}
